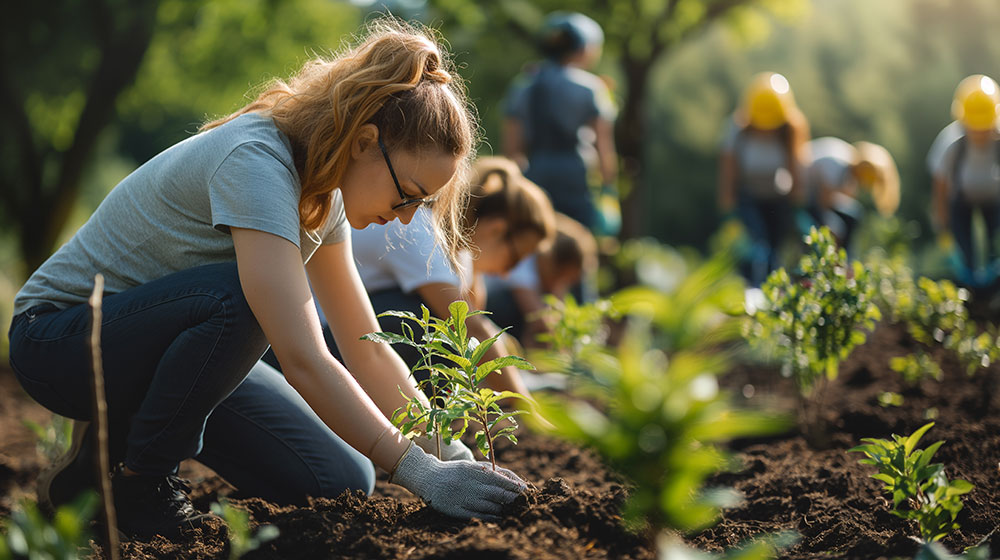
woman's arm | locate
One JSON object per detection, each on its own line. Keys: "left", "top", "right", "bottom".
{"left": 306, "top": 238, "right": 431, "bottom": 420}
{"left": 593, "top": 116, "right": 618, "bottom": 186}
{"left": 230, "top": 227, "right": 410, "bottom": 471}
{"left": 502, "top": 117, "right": 529, "bottom": 172}
{"left": 718, "top": 151, "right": 738, "bottom": 213}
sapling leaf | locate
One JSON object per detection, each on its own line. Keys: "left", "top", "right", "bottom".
{"left": 905, "top": 423, "right": 935, "bottom": 456}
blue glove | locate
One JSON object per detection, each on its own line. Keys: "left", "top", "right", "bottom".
{"left": 594, "top": 183, "right": 621, "bottom": 237}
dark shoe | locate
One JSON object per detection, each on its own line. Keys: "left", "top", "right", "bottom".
{"left": 112, "top": 466, "right": 217, "bottom": 539}
{"left": 37, "top": 420, "right": 95, "bottom": 516}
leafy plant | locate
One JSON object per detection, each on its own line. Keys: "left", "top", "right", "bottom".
{"left": 362, "top": 301, "right": 532, "bottom": 470}
{"left": 890, "top": 353, "right": 944, "bottom": 384}
{"left": 210, "top": 499, "right": 279, "bottom": 560}
{"left": 745, "top": 226, "right": 881, "bottom": 395}
{"left": 0, "top": 492, "right": 98, "bottom": 560}
{"left": 849, "top": 423, "right": 973, "bottom": 545}
{"left": 535, "top": 293, "right": 616, "bottom": 356}
{"left": 532, "top": 321, "right": 789, "bottom": 533}
{"left": 744, "top": 227, "right": 880, "bottom": 443}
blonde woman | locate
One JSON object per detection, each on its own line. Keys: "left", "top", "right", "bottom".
{"left": 336, "top": 157, "right": 556, "bottom": 398}
{"left": 9, "top": 20, "right": 526, "bottom": 540}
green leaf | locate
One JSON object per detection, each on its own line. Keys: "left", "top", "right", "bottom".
{"left": 905, "top": 423, "right": 935, "bottom": 457}
{"left": 475, "top": 356, "right": 535, "bottom": 383}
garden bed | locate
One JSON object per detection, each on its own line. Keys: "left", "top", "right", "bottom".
{"left": 1, "top": 320, "right": 999, "bottom": 559}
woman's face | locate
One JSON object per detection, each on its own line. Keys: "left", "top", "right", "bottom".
{"left": 340, "top": 128, "right": 460, "bottom": 229}
{"left": 471, "top": 216, "right": 543, "bottom": 276}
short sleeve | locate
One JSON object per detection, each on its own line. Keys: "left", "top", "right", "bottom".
{"left": 720, "top": 118, "right": 740, "bottom": 153}
{"left": 505, "top": 255, "right": 540, "bottom": 290}
{"left": 936, "top": 139, "right": 961, "bottom": 182}
{"left": 209, "top": 142, "right": 301, "bottom": 247}
{"left": 321, "top": 189, "right": 351, "bottom": 245}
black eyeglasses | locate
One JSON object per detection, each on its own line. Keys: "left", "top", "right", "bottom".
{"left": 378, "top": 136, "right": 432, "bottom": 212}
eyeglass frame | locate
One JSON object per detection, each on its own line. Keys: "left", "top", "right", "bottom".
{"left": 378, "top": 136, "right": 434, "bottom": 212}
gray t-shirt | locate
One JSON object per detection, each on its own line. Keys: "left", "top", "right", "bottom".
{"left": 14, "top": 113, "right": 349, "bottom": 315}
{"left": 722, "top": 119, "right": 792, "bottom": 199}
{"left": 938, "top": 136, "right": 1000, "bottom": 204}
{"left": 805, "top": 137, "right": 855, "bottom": 205}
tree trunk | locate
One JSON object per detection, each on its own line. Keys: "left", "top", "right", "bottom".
{"left": 16, "top": 1, "right": 160, "bottom": 274}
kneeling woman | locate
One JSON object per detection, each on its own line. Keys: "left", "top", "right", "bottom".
{"left": 343, "top": 156, "right": 556, "bottom": 400}
{"left": 8, "top": 20, "right": 526, "bottom": 540}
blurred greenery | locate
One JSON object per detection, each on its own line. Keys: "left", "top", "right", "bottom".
{"left": 5, "top": 0, "right": 1000, "bottom": 359}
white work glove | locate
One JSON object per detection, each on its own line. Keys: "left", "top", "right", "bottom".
{"left": 389, "top": 441, "right": 527, "bottom": 521}
{"left": 413, "top": 433, "right": 475, "bottom": 462}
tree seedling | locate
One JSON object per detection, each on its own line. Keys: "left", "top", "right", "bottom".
{"left": 210, "top": 499, "right": 279, "bottom": 560}
{"left": 744, "top": 227, "right": 880, "bottom": 443}
{"left": 849, "top": 422, "right": 973, "bottom": 545}
{"left": 362, "top": 301, "right": 532, "bottom": 470}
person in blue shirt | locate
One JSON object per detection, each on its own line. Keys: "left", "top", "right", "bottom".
{"left": 502, "top": 11, "right": 619, "bottom": 237}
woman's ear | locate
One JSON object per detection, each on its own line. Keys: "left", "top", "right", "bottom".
{"left": 351, "top": 124, "right": 379, "bottom": 160}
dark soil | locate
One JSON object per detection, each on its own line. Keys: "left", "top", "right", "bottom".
{"left": 2, "top": 320, "right": 999, "bottom": 559}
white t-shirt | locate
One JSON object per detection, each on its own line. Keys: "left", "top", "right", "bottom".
{"left": 805, "top": 137, "right": 855, "bottom": 204}
{"left": 721, "top": 119, "right": 791, "bottom": 199}
{"left": 938, "top": 136, "right": 1000, "bottom": 203}
{"left": 351, "top": 207, "right": 473, "bottom": 294}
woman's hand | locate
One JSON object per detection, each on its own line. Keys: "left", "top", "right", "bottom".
{"left": 389, "top": 442, "right": 527, "bottom": 521}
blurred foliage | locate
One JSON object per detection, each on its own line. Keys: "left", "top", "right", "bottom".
{"left": 531, "top": 239, "right": 789, "bottom": 543}
{"left": 0, "top": 493, "right": 98, "bottom": 560}
{"left": 23, "top": 415, "right": 74, "bottom": 462}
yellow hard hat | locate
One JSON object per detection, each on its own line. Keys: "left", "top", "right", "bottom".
{"left": 951, "top": 74, "right": 1000, "bottom": 131}
{"left": 741, "top": 72, "right": 794, "bottom": 130}
{"left": 853, "top": 142, "right": 899, "bottom": 217}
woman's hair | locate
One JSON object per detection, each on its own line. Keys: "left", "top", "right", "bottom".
{"left": 465, "top": 157, "right": 556, "bottom": 254}
{"left": 202, "top": 18, "right": 479, "bottom": 266}
{"left": 544, "top": 213, "right": 598, "bottom": 274}
{"left": 853, "top": 141, "right": 900, "bottom": 217}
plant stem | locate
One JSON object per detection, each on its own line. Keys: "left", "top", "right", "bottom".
{"left": 476, "top": 411, "right": 496, "bottom": 471}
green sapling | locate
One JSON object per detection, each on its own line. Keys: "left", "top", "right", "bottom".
{"left": 363, "top": 301, "right": 532, "bottom": 470}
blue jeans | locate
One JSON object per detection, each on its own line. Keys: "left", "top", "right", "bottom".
{"left": 950, "top": 195, "right": 1000, "bottom": 272}
{"left": 737, "top": 192, "right": 791, "bottom": 286}
{"left": 8, "top": 262, "right": 373, "bottom": 504}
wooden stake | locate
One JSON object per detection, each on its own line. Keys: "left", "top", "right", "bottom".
{"left": 89, "top": 274, "right": 120, "bottom": 560}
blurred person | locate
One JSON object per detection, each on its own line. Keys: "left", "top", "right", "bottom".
{"left": 930, "top": 74, "right": 1000, "bottom": 287}
{"left": 324, "top": 156, "right": 557, "bottom": 400}
{"left": 8, "top": 20, "right": 528, "bottom": 540}
{"left": 718, "top": 71, "right": 811, "bottom": 287}
{"left": 805, "top": 137, "right": 900, "bottom": 251}
{"left": 502, "top": 11, "right": 620, "bottom": 238}
{"left": 485, "top": 213, "right": 598, "bottom": 348}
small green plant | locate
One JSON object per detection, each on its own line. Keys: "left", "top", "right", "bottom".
{"left": 210, "top": 499, "right": 279, "bottom": 560}
{"left": 535, "top": 293, "right": 616, "bottom": 355}
{"left": 890, "top": 353, "right": 944, "bottom": 384}
{"left": 0, "top": 493, "right": 98, "bottom": 560}
{"left": 849, "top": 423, "right": 973, "bottom": 545}
{"left": 363, "top": 301, "right": 531, "bottom": 470}
{"left": 23, "top": 415, "right": 74, "bottom": 461}
{"left": 745, "top": 226, "right": 881, "bottom": 395}
{"left": 744, "top": 227, "right": 880, "bottom": 443}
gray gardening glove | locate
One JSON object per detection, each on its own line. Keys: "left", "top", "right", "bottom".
{"left": 389, "top": 441, "right": 527, "bottom": 521}
{"left": 413, "top": 433, "right": 475, "bottom": 462}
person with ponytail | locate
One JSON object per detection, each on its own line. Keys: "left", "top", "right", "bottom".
{"left": 332, "top": 156, "right": 556, "bottom": 399}
{"left": 9, "top": 19, "right": 528, "bottom": 540}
